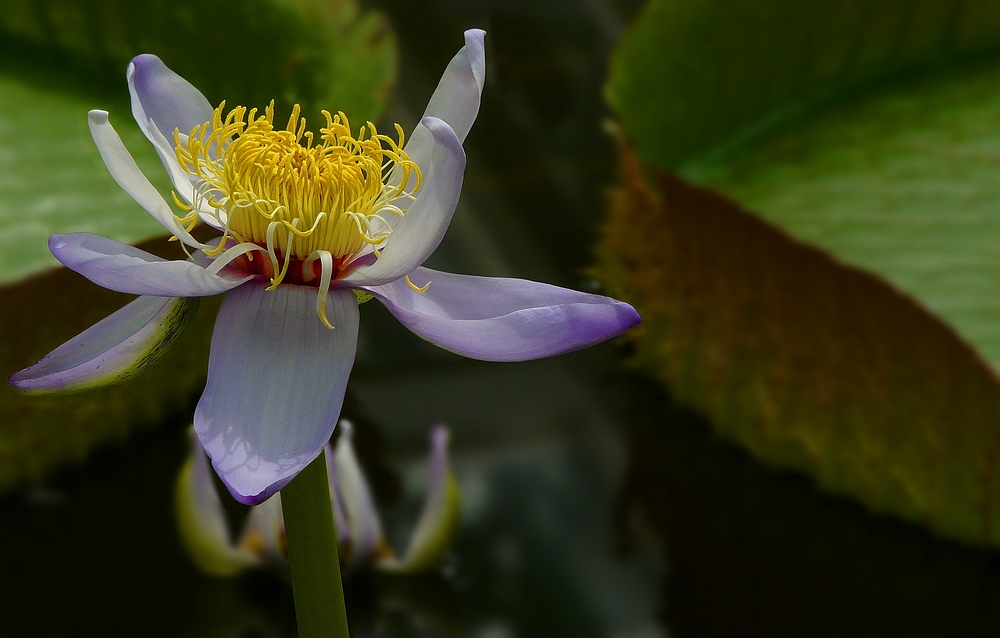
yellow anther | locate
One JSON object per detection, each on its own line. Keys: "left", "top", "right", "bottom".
{"left": 405, "top": 274, "right": 430, "bottom": 293}
{"left": 171, "top": 191, "right": 194, "bottom": 212}
{"left": 172, "top": 101, "right": 421, "bottom": 289}
{"left": 313, "top": 250, "right": 335, "bottom": 329}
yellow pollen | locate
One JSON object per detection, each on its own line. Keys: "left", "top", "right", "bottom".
{"left": 174, "top": 101, "right": 421, "bottom": 287}
{"left": 404, "top": 274, "right": 431, "bottom": 293}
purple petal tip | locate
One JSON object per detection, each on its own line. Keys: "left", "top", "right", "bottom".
{"left": 48, "top": 234, "right": 67, "bottom": 254}
{"left": 8, "top": 371, "right": 27, "bottom": 391}
{"left": 622, "top": 301, "right": 641, "bottom": 328}
{"left": 430, "top": 424, "right": 450, "bottom": 445}
{"left": 419, "top": 117, "right": 466, "bottom": 164}
{"left": 218, "top": 472, "right": 292, "bottom": 507}
{"left": 127, "top": 53, "right": 163, "bottom": 74}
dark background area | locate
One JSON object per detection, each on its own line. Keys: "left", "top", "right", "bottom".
{"left": 2, "top": 0, "right": 1000, "bottom": 636}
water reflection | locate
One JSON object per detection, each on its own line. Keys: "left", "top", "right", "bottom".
{"left": 0, "top": 360, "right": 664, "bottom": 637}
{"left": 351, "top": 351, "right": 663, "bottom": 637}
{"left": 11, "top": 357, "right": 1000, "bottom": 636}
{"left": 615, "top": 373, "right": 1000, "bottom": 638}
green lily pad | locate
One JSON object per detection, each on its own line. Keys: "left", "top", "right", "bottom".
{"left": 606, "top": 0, "right": 1000, "bottom": 172}
{"left": 599, "top": 0, "right": 1000, "bottom": 546}
{"left": 0, "top": 0, "right": 395, "bottom": 123}
{"left": 0, "top": 0, "right": 396, "bottom": 285}
{"left": 0, "top": 75, "right": 169, "bottom": 283}
{"left": 689, "top": 61, "right": 1000, "bottom": 373}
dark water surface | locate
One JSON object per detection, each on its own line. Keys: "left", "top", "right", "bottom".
{"left": 4, "top": 0, "right": 1000, "bottom": 636}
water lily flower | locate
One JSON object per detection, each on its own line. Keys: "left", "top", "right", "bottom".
{"left": 9, "top": 29, "right": 640, "bottom": 505}
{"left": 177, "top": 420, "right": 459, "bottom": 576}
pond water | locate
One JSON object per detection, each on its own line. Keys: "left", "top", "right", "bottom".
{"left": 3, "top": 0, "right": 1000, "bottom": 636}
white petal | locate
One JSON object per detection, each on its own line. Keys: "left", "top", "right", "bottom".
{"left": 194, "top": 283, "right": 360, "bottom": 505}
{"left": 405, "top": 29, "right": 486, "bottom": 174}
{"left": 333, "top": 419, "right": 385, "bottom": 568}
{"left": 146, "top": 121, "right": 224, "bottom": 230}
{"left": 342, "top": 117, "right": 465, "bottom": 287}
{"left": 324, "top": 443, "right": 351, "bottom": 547}
{"left": 88, "top": 110, "right": 205, "bottom": 248}
{"left": 147, "top": 120, "right": 197, "bottom": 200}
{"left": 238, "top": 493, "right": 287, "bottom": 568}
{"left": 175, "top": 429, "right": 261, "bottom": 577}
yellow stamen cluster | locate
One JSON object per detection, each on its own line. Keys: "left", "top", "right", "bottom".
{"left": 174, "top": 102, "right": 420, "bottom": 280}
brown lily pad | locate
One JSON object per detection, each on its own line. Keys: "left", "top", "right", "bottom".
{"left": 0, "top": 234, "right": 219, "bottom": 493}
{"left": 597, "top": 145, "right": 1000, "bottom": 546}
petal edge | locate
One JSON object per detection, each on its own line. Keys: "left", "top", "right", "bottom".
{"left": 342, "top": 118, "right": 465, "bottom": 287}
{"left": 50, "top": 233, "right": 250, "bottom": 297}
{"left": 195, "top": 284, "right": 360, "bottom": 505}
{"left": 88, "top": 110, "right": 205, "bottom": 248}
{"left": 364, "top": 267, "right": 640, "bottom": 361}
{"left": 10, "top": 295, "right": 199, "bottom": 395}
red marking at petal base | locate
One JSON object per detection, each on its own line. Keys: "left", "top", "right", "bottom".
{"left": 227, "top": 244, "right": 366, "bottom": 285}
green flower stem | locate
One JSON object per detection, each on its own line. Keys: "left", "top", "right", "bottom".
{"left": 282, "top": 453, "right": 350, "bottom": 637}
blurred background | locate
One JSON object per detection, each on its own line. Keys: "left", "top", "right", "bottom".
{"left": 5, "top": 0, "right": 1000, "bottom": 636}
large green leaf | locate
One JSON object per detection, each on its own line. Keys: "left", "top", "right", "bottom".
{"left": 689, "top": 61, "right": 1000, "bottom": 373}
{"left": 599, "top": 150, "right": 1000, "bottom": 546}
{"left": 607, "top": 0, "right": 1000, "bottom": 171}
{"left": 0, "top": 75, "right": 168, "bottom": 282}
{"left": 600, "top": 0, "right": 1000, "bottom": 546}
{"left": 0, "top": 0, "right": 395, "bottom": 123}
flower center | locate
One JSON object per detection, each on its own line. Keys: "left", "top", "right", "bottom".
{"left": 175, "top": 102, "right": 419, "bottom": 272}
{"left": 172, "top": 102, "right": 420, "bottom": 327}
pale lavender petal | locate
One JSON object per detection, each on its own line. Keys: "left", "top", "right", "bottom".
{"left": 143, "top": 114, "right": 225, "bottom": 231}
{"left": 50, "top": 233, "right": 250, "bottom": 297}
{"left": 362, "top": 267, "right": 641, "bottom": 362}
{"left": 176, "top": 429, "right": 261, "bottom": 576}
{"left": 195, "top": 283, "right": 360, "bottom": 505}
{"left": 146, "top": 119, "right": 207, "bottom": 212}
{"left": 126, "top": 55, "right": 227, "bottom": 225}
{"left": 88, "top": 110, "right": 204, "bottom": 248}
{"left": 128, "top": 54, "right": 213, "bottom": 143}
{"left": 132, "top": 88, "right": 222, "bottom": 227}
{"left": 332, "top": 420, "right": 384, "bottom": 567}
{"left": 9, "top": 295, "right": 198, "bottom": 394}
{"left": 238, "top": 494, "right": 286, "bottom": 568}
{"left": 127, "top": 56, "right": 226, "bottom": 230}
{"left": 324, "top": 442, "right": 351, "bottom": 547}
{"left": 189, "top": 432, "right": 230, "bottom": 548}
{"left": 379, "top": 425, "right": 461, "bottom": 573}
{"left": 404, "top": 29, "right": 486, "bottom": 173}
{"left": 341, "top": 118, "right": 465, "bottom": 287}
